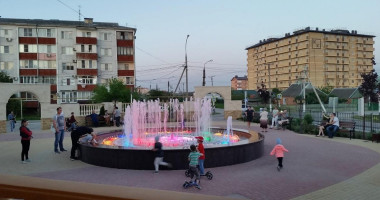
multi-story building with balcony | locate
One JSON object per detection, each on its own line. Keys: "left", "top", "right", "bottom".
{"left": 231, "top": 75, "right": 248, "bottom": 90}
{"left": 246, "top": 27, "right": 375, "bottom": 90}
{"left": 0, "top": 17, "right": 136, "bottom": 104}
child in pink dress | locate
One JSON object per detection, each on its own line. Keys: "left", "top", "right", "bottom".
{"left": 270, "top": 138, "right": 289, "bottom": 171}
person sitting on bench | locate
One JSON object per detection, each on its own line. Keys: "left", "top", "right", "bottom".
{"left": 326, "top": 113, "right": 339, "bottom": 138}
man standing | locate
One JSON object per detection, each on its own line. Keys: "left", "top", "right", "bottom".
{"left": 8, "top": 111, "right": 15, "bottom": 132}
{"left": 245, "top": 106, "right": 254, "bottom": 129}
{"left": 70, "top": 126, "right": 95, "bottom": 160}
{"left": 114, "top": 106, "right": 121, "bottom": 127}
{"left": 270, "top": 106, "right": 279, "bottom": 129}
{"left": 53, "top": 107, "right": 67, "bottom": 154}
{"left": 326, "top": 113, "right": 339, "bottom": 138}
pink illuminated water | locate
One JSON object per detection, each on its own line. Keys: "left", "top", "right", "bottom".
{"left": 101, "top": 98, "right": 240, "bottom": 148}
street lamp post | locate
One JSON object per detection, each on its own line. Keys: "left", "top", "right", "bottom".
{"left": 202, "top": 59, "right": 213, "bottom": 86}
{"left": 185, "top": 35, "right": 190, "bottom": 99}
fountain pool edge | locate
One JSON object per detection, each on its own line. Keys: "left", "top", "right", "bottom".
{"left": 78, "top": 129, "right": 264, "bottom": 170}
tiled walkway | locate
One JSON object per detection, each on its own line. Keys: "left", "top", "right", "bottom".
{"left": 1, "top": 120, "right": 380, "bottom": 200}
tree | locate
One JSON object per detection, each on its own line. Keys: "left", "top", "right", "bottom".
{"left": 92, "top": 78, "right": 136, "bottom": 104}
{"left": 358, "top": 70, "right": 378, "bottom": 102}
{"left": 0, "top": 71, "right": 13, "bottom": 83}
{"left": 319, "top": 85, "right": 334, "bottom": 95}
{"left": 257, "top": 83, "right": 270, "bottom": 104}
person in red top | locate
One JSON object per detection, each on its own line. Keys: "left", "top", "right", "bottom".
{"left": 20, "top": 119, "right": 33, "bottom": 164}
{"left": 270, "top": 138, "right": 289, "bottom": 171}
{"left": 195, "top": 136, "right": 206, "bottom": 175}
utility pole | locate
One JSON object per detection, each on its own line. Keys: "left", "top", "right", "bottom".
{"left": 185, "top": 35, "right": 190, "bottom": 99}
{"left": 168, "top": 81, "right": 169, "bottom": 93}
{"left": 210, "top": 76, "right": 215, "bottom": 86}
{"left": 202, "top": 59, "right": 213, "bottom": 86}
{"left": 267, "top": 63, "right": 272, "bottom": 112}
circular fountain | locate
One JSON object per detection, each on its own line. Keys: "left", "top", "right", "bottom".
{"left": 79, "top": 98, "right": 264, "bottom": 170}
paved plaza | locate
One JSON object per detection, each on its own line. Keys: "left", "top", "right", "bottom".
{"left": 1, "top": 116, "right": 380, "bottom": 200}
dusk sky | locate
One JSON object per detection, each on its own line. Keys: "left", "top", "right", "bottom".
{"left": 1, "top": 0, "right": 379, "bottom": 91}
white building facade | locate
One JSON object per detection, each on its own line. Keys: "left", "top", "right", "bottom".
{"left": 0, "top": 18, "right": 136, "bottom": 104}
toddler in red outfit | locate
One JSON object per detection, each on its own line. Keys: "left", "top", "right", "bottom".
{"left": 270, "top": 138, "right": 289, "bottom": 171}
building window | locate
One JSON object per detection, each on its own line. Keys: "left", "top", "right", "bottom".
{"left": 0, "top": 46, "right": 10, "bottom": 53}
{"left": 61, "top": 91, "right": 77, "bottom": 103}
{"left": 19, "top": 44, "right": 37, "bottom": 53}
{"left": 78, "top": 76, "right": 96, "bottom": 84}
{"left": 62, "top": 63, "right": 74, "bottom": 70}
{"left": 20, "top": 76, "right": 38, "bottom": 84}
{"left": 117, "top": 47, "right": 133, "bottom": 55}
{"left": 0, "top": 29, "right": 12, "bottom": 37}
{"left": 0, "top": 62, "right": 14, "bottom": 70}
{"left": 100, "top": 32, "right": 111, "bottom": 41}
{"left": 81, "top": 60, "right": 86, "bottom": 68}
{"left": 101, "top": 48, "right": 112, "bottom": 56}
{"left": 23, "top": 28, "right": 33, "bottom": 37}
{"left": 20, "top": 60, "right": 37, "bottom": 69}
{"left": 81, "top": 45, "right": 85, "bottom": 52}
{"left": 89, "top": 60, "right": 93, "bottom": 69}
{"left": 62, "top": 47, "right": 74, "bottom": 55}
{"left": 77, "top": 91, "right": 92, "bottom": 100}
{"left": 101, "top": 63, "right": 112, "bottom": 71}
{"left": 61, "top": 31, "right": 73, "bottom": 39}
{"left": 39, "top": 61, "right": 56, "bottom": 69}
{"left": 126, "top": 76, "right": 134, "bottom": 85}
{"left": 38, "top": 76, "right": 56, "bottom": 84}
{"left": 117, "top": 31, "right": 133, "bottom": 40}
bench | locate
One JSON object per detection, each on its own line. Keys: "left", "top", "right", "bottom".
{"left": 85, "top": 115, "right": 107, "bottom": 127}
{"left": 278, "top": 117, "right": 293, "bottom": 130}
{"left": 339, "top": 121, "right": 356, "bottom": 140}
{"left": 316, "top": 121, "right": 355, "bottom": 139}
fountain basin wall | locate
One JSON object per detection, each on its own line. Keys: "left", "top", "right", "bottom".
{"left": 79, "top": 130, "right": 264, "bottom": 170}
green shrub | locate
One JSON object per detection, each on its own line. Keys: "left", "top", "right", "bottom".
{"left": 303, "top": 114, "right": 313, "bottom": 125}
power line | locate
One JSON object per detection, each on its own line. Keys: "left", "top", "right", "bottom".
{"left": 55, "top": 0, "right": 86, "bottom": 18}
{"left": 136, "top": 46, "right": 172, "bottom": 64}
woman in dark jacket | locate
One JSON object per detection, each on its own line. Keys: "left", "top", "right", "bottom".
{"left": 20, "top": 119, "right": 32, "bottom": 164}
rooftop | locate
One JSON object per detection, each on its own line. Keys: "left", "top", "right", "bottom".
{"left": 0, "top": 17, "right": 136, "bottom": 31}
{"left": 246, "top": 27, "right": 375, "bottom": 50}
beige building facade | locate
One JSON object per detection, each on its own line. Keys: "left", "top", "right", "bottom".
{"left": 246, "top": 27, "right": 375, "bottom": 90}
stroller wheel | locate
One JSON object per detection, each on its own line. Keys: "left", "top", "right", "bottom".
{"left": 183, "top": 181, "right": 189, "bottom": 188}
{"left": 185, "top": 169, "right": 190, "bottom": 177}
{"left": 206, "top": 171, "right": 213, "bottom": 180}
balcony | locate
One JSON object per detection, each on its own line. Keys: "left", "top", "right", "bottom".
{"left": 39, "top": 69, "right": 56, "bottom": 76}
{"left": 77, "top": 84, "right": 97, "bottom": 91}
{"left": 76, "top": 37, "right": 97, "bottom": 44}
{"left": 117, "top": 55, "right": 134, "bottom": 62}
{"left": 117, "top": 70, "right": 134, "bottom": 76}
{"left": 77, "top": 69, "right": 98, "bottom": 76}
{"left": 117, "top": 40, "right": 133, "bottom": 47}
{"left": 19, "top": 53, "right": 37, "bottom": 60}
{"left": 19, "top": 37, "right": 37, "bottom": 44}
{"left": 38, "top": 38, "right": 56, "bottom": 44}
{"left": 76, "top": 53, "right": 98, "bottom": 60}
{"left": 19, "top": 69, "right": 37, "bottom": 76}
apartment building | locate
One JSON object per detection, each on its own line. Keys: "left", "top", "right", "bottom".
{"left": 246, "top": 27, "right": 375, "bottom": 90}
{"left": 231, "top": 75, "right": 248, "bottom": 90}
{"left": 0, "top": 17, "right": 136, "bottom": 104}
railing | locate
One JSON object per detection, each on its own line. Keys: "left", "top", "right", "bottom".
{"left": 286, "top": 110, "right": 380, "bottom": 136}
{"left": 122, "top": 103, "right": 130, "bottom": 113}
{"left": 79, "top": 104, "right": 104, "bottom": 116}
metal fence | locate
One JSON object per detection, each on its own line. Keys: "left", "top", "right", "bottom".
{"left": 286, "top": 109, "right": 380, "bottom": 135}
